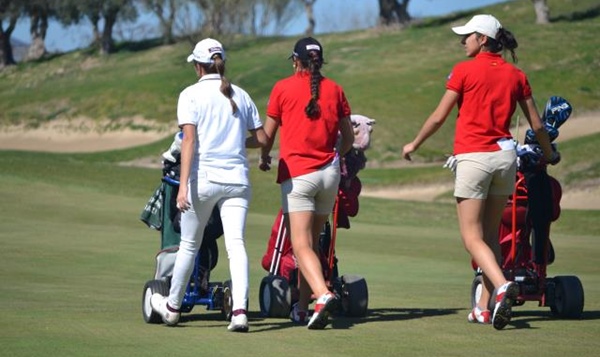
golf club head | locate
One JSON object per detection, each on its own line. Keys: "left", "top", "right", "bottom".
{"left": 543, "top": 96, "right": 572, "bottom": 129}
{"left": 524, "top": 96, "right": 572, "bottom": 144}
{"left": 524, "top": 123, "right": 559, "bottom": 144}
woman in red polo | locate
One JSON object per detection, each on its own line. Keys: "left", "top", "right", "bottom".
{"left": 260, "top": 37, "right": 354, "bottom": 330}
{"left": 402, "top": 15, "right": 559, "bottom": 330}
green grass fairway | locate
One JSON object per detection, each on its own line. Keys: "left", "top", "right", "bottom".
{"left": 1, "top": 165, "right": 598, "bottom": 357}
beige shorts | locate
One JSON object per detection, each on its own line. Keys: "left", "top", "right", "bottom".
{"left": 454, "top": 150, "right": 517, "bottom": 199}
{"left": 280, "top": 159, "right": 340, "bottom": 214}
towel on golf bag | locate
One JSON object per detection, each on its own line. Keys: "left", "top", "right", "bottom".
{"left": 351, "top": 114, "right": 375, "bottom": 151}
{"left": 140, "top": 183, "right": 165, "bottom": 230}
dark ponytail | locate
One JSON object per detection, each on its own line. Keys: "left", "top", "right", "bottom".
{"left": 303, "top": 51, "right": 323, "bottom": 119}
{"left": 487, "top": 28, "right": 519, "bottom": 63}
{"left": 200, "top": 54, "right": 238, "bottom": 114}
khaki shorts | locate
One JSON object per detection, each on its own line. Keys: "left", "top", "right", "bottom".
{"left": 454, "top": 150, "right": 517, "bottom": 199}
{"left": 281, "top": 159, "right": 340, "bottom": 214}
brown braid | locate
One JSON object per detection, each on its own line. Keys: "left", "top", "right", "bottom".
{"left": 200, "top": 55, "right": 238, "bottom": 114}
{"left": 486, "top": 28, "right": 519, "bottom": 63}
{"left": 304, "top": 51, "right": 323, "bottom": 119}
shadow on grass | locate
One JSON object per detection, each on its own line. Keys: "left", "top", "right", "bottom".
{"left": 505, "top": 309, "right": 600, "bottom": 330}
{"left": 114, "top": 38, "right": 165, "bottom": 53}
{"left": 146, "top": 308, "right": 600, "bottom": 332}
{"left": 412, "top": 4, "right": 600, "bottom": 29}
{"left": 174, "top": 310, "right": 302, "bottom": 332}
{"left": 552, "top": 5, "right": 600, "bottom": 22}
{"left": 178, "top": 311, "right": 228, "bottom": 324}
{"left": 331, "top": 307, "right": 460, "bottom": 330}
{"left": 207, "top": 307, "right": 461, "bottom": 332}
{"left": 413, "top": 10, "right": 477, "bottom": 29}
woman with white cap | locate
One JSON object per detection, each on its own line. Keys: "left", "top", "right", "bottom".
{"left": 259, "top": 37, "right": 354, "bottom": 330}
{"left": 151, "top": 38, "right": 267, "bottom": 332}
{"left": 402, "top": 15, "right": 559, "bottom": 330}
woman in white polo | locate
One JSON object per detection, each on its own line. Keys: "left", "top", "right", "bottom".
{"left": 151, "top": 38, "right": 267, "bottom": 332}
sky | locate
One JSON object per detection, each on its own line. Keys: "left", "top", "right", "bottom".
{"left": 12, "top": 0, "right": 507, "bottom": 53}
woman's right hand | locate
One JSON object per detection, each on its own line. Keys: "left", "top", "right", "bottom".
{"left": 259, "top": 155, "right": 271, "bottom": 171}
{"left": 402, "top": 142, "right": 416, "bottom": 161}
{"left": 176, "top": 184, "right": 190, "bottom": 211}
{"left": 546, "top": 150, "right": 561, "bottom": 165}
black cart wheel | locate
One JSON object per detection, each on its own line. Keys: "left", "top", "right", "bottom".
{"left": 142, "top": 279, "right": 170, "bottom": 324}
{"left": 259, "top": 275, "right": 291, "bottom": 318}
{"left": 221, "top": 279, "right": 249, "bottom": 321}
{"left": 222, "top": 279, "right": 233, "bottom": 321}
{"left": 341, "top": 274, "right": 368, "bottom": 317}
{"left": 550, "top": 275, "right": 584, "bottom": 318}
{"left": 470, "top": 274, "right": 495, "bottom": 311}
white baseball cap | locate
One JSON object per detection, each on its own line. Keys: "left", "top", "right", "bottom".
{"left": 451, "top": 14, "right": 502, "bottom": 40}
{"left": 186, "top": 38, "right": 226, "bottom": 63}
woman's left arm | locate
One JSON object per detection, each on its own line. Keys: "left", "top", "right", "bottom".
{"left": 177, "top": 124, "right": 196, "bottom": 211}
{"left": 338, "top": 116, "right": 355, "bottom": 157}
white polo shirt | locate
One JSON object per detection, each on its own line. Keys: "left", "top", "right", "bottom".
{"left": 177, "top": 73, "right": 262, "bottom": 185}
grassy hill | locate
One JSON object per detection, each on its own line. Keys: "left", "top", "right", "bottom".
{"left": 1, "top": 0, "right": 599, "bottom": 187}
{"left": 0, "top": 3, "right": 599, "bottom": 356}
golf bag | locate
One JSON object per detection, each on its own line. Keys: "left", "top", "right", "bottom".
{"left": 470, "top": 96, "right": 584, "bottom": 319}
{"left": 497, "top": 167, "right": 561, "bottom": 272}
{"left": 259, "top": 114, "right": 374, "bottom": 318}
{"left": 141, "top": 133, "right": 234, "bottom": 324}
{"left": 141, "top": 155, "right": 223, "bottom": 285}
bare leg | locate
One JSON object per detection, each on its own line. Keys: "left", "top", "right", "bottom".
{"left": 289, "top": 212, "right": 312, "bottom": 312}
{"left": 457, "top": 197, "right": 508, "bottom": 305}
{"left": 479, "top": 274, "right": 493, "bottom": 310}
{"left": 288, "top": 211, "right": 330, "bottom": 310}
{"left": 311, "top": 213, "right": 329, "bottom": 261}
{"left": 478, "top": 195, "right": 510, "bottom": 308}
{"left": 297, "top": 271, "right": 311, "bottom": 311}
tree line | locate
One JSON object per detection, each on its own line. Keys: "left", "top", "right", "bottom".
{"left": 0, "top": 0, "right": 550, "bottom": 69}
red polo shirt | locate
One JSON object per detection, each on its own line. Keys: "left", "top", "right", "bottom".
{"left": 267, "top": 72, "right": 351, "bottom": 183}
{"left": 446, "top": 52, "right": 532, "bottom": 154}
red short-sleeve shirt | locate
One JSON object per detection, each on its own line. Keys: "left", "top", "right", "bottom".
{"left": 446, "top": 52, "right": 532, "bottom": 154}
{"left": 267, "top": 72, "right": 351, "bottom": 183}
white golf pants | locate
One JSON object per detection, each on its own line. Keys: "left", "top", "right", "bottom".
{"left": 168, "top": 178, "right": 250, "bottom": 312}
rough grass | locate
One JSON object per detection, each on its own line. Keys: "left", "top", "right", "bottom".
{"left": 1, "top": 0, "right": 599, "bottom": 162}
